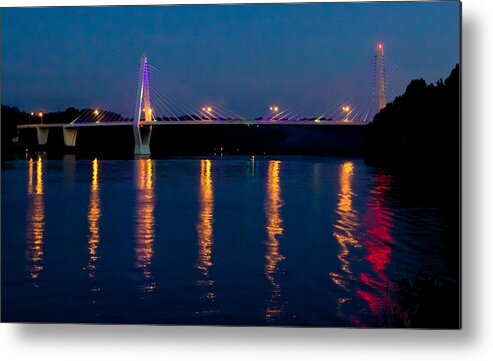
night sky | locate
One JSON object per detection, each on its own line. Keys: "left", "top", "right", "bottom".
{"left": 2, "top": 2, "right": 460, "bottom": 118}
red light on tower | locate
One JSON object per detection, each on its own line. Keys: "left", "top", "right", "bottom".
{"left": 378, "top": 43, "right": 383, "bottom": 50}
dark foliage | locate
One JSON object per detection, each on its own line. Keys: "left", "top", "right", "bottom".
{"left": 1, "top": 105, "right": 28, "bottom": 143}
{"left": 1, "top": 106, "right": 84, "bottom": 144}
{"left": 38, "top": 107, "right": 82, "bottom": 124}
{"left": 365, "top": 64, "right": 460, "bottom": 176}
{"left": 367, "top": 65, "right": 461, "bottom": 329}
{"left": 392, "top": 272, "right": 459, "bottom": 328}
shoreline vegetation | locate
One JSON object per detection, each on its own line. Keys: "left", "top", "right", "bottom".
{"left": 1, "top": 64, "right": 460, "bottom": 328}
{"left": 390, "top": 272, "right": 460, "bottom": 328}
{"left": 365, "top": 64, "right": 460, "bottom": 328}
{"left": 365, "top": 64, "right": 459, "bottom": 172}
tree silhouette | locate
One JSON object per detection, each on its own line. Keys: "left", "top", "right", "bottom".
{"left": 365, "top": 64, "right": 460, "bottom": 176}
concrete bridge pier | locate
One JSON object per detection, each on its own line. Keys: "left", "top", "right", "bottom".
{"left": 133, "top": 125, "right": 152, "bottom": 156}
{"left": 36, "top": 128, "right": 50, "bottom": 145}
{"left": 63, "top": 127, "right": 78, "bottom": 147}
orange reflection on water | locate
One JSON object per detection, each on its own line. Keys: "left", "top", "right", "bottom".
{"left": 27, "top": 157, "right": 34, "bottom": 195}
{"left": 330, "top": 161, "right": 360, "bottom": 291}
{"left": 135, "top": 158, "right": 155, "bottom": 292}
{"left": 196, "top": 160, "right": 215, "bottom": 299}
{"left": 26, "top": 156, "right": 45, "bottom": 280}
{"left": 87, "top": 159, "right": 101, "bottom": 279}
{"left": 264, "top": 160, "right": 285, "bottom": 320}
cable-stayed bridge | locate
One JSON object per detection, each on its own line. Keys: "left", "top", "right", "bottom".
{"left": 18, "top": 43, "right": 410, "bottom": 156}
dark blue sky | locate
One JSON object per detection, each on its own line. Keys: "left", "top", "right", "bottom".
{"left": 2, "top": 2, "right": 460, "bottom": 118}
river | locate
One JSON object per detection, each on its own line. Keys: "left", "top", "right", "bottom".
{"left": 1, "top": 155, "right": 458, "bottom": 326}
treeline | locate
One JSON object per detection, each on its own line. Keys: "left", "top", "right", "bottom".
{"left": 365, "top": 64, "right": 460, "bottom": 175}
{"left": 1, "top": 105, "right": 27, "bottom": 143}
{"left": 1, "top": 106, "right": 83, "bottom": 143}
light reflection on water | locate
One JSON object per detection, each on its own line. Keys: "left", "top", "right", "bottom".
{"left": 328, "top": 162, "right": 396, "bottom": 326}
{"left": 196, "top": 159, "right": 215, "bottom": 301}
{"left": 330, "top": 161, "right": 359, "bottom": 287}
{"left": 135, "top": 158, "right": 156, "bottom": 293}
{"left": 25, "top": 156, "right": 45, "bottom": 281}
{"left": 329, "top": 161, "right": 361, "bottom": 322}
{"left": 1, "top": 156, "right": 455, "bottom": 326}
{"left": 264, "top": 160, "right": 285, "bottom": 321}
{"left": 358, "top": 173, "right": 394, "bottom": 320}
{"left": 87, "top": 159, "right": 101, "bottom": 281}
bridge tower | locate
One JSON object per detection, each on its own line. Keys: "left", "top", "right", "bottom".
{"left": 375, "top": 43, "right": 387, "bottom": 111}
{"left": 133, "top": 55, "right": 153, "bottom": 156}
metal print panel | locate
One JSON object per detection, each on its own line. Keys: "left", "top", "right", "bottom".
{"left": 1, "top": 1, "right": 461, "bottom": 328}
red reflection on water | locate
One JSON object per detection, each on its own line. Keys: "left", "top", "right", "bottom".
{"left": 360, "top": 272, "right": 383, "bottom": 289}
{"left": 356, "top": 289, "right": 380, "bottom": 316}
{"left": 366, "top": 242, "right": 391, "bottom": 275}
{"left": 359, "top": 173, "right": 394, "bottom": 317}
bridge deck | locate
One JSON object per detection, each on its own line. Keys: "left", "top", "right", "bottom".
{"left": 16, "top": 119, "right": 367, "bottom": 155}
{"left": 18, "top": 120, "right": 367, "bottom": 129}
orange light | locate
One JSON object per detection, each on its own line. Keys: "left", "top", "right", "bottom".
{"left": 38, "top": 112, "right": 43, "bottom": 117}
{"left": 197, "top": 159, "right": 214, "bottom": 277}
{"left": 136, "top": 159, "right": 155, "bottom": 292}
{"left": 93, "top": 109, "right": 100, "bottom": 116}
{"left": 264, "top": 160, "right": 284, "bottom": 320}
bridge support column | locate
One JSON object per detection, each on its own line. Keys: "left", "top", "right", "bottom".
{"left": 133, "top": 126, "right": 152, "bottom": 156}
{"left": 36, "top": 128, "right": 49, "bottom": 145}
{"left": 63, "top": 128, "right": 78, "bottom": 147}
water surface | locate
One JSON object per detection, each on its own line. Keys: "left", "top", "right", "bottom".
{"left": 1, "top": 155, "right": 455, "bottom": 326}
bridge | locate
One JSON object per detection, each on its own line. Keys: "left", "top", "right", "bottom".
{"left": 17, "top": 43, "right": 393, "bottom": 156}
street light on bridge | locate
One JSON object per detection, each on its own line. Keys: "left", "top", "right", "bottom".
{"left": 202, "top": 106, "right": 213, "bottom": 120}
{"left": 342, "top": 105, "right": 351, "bottom": 122}
{"left": 269, "top": 106, "right": 279, "bottom": 120}
{"left": 38, "top": 112, "right": 44, "bottom": 124}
